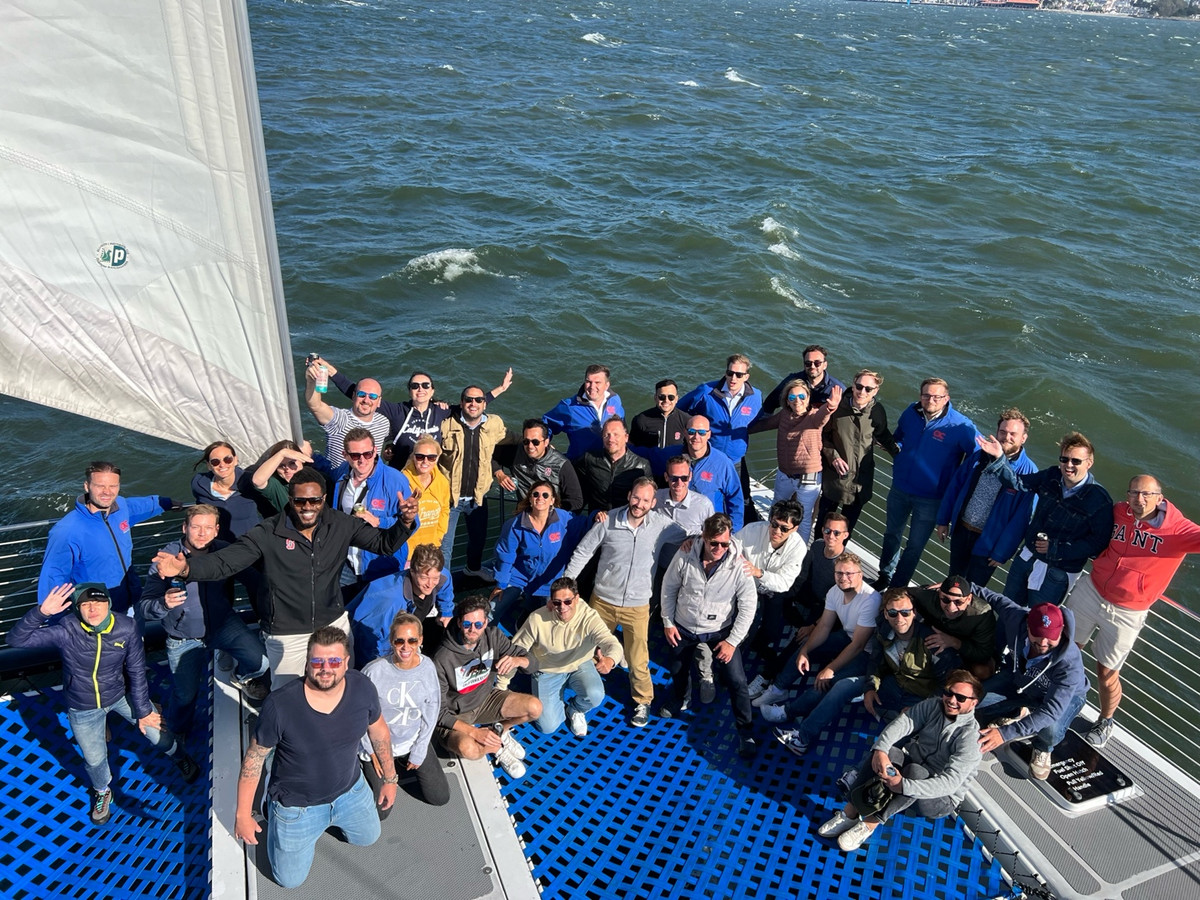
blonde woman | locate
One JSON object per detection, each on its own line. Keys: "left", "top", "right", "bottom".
{"left": 402, "top": 435, "right": 451, "bottom": 560}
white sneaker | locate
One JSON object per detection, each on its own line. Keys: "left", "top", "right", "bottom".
{"left": 746, "top": 674, "right": 770, "bottom": 699}
{"left": 774, "top": 725, "right": 810, "bottom": 756}
{"left": 761, "top": 704, "right": 789, "bottom": 724}
{"left": 751, "top": 683, "right": 787, "bottom": 708}
{"left": 1029, "top": 749, "right": 1052, "bottom": 781}
{"left": 500, "top": 729, "right": 526, "bottom": 760}
{"left": 631, "top": 704, "right": 650, "bottom": 728}
{"left": 837, "top": 819, "right": 877, "bottom": 852}
{"left": 494, "top": 745, "right": 526, "bottom": 779}
{"left": 818, "top": 810, "right": 856, "bottom": 838}
{"left": 566, "top": 709, "right": 588, "bottom": 737}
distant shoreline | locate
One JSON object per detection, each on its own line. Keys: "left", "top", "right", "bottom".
{"left": 845, "top": 0, "right": 1163, "bottom": 20}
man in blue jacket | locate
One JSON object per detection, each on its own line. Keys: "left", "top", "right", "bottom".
{"left": 936, "top": 408, "right": 1037, "bottom": 588}
{"left": 977, "top": 591, "right": 1089, "bottom": 780}
{"left": 976, "top": 430, "right": 1113, "bottom": 607}
{"left": 327, "top": 428, "right": 414, "bottom": 599}
{"left": 543, "top": 364, "right": 624, "bottom": 460}
{"left": 679, "top": 354, "right": 763, "bottom": 465}
{"left": 38, "top": 461, "right": 175, "bottom": 613}
{"left": 9, "top": 583, "right": 199, "bottom": 825}
{"left": 876, "top": 379, "right": 977, "bottom": 590}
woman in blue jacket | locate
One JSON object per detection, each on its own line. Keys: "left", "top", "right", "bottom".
{"left": 490, "top": 481, "right": 588, "bottom": 631}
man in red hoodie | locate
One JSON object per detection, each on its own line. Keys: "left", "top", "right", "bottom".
{"left": 1066, "top": 474, "right": 1200, "bottom": 748}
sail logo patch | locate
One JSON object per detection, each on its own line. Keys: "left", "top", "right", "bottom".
{"left": 96, "top": 243, "right": 128, "bottom": 268}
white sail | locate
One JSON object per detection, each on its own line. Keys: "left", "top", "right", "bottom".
{"left": 0, "top": 0, "right": 300, "bottom": 458}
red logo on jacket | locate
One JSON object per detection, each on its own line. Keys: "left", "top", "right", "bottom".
{"left": 285, "top": 539, "right": 295, "bottom": 550}
{"left": 932, "top": 429, "right": 946, "bottom": 441}
{"left": 119, "top": 520, "right": 130, "bottom": 532}
{"left": 549, "top": 531, "right": 561, "bottom": 543}
{"left": 699, "top": 471, "right": 713, "bottom": 482}
{"left": 740, "top": 405, "right": 752, "bottom": 416}
{"left": 370, "top": 498, "right": 385, "bottom": 510}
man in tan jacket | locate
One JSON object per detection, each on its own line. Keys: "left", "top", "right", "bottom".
{"left": 439, "top": 384, "right": 507, "bottom": 579}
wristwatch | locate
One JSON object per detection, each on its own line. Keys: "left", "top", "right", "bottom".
{"left": 382, "top": 774, "right": 399, "bottom": 785}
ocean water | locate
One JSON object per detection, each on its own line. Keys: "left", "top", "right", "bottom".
{"left": 3, "top": 0, "right": 1197, "bottom": 601}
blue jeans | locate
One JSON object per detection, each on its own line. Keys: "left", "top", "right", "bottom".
{"left": 267, "top": 774, "right": 380, "bottom": 889}
{"left": 774, "top": 471, "right": 822, "bottom": 543}
{"left": 1003, "top": 553, "right": 1074, "bottom": 607}
{"left": 775, "top": 630, "right": 853, "bottom": 691}
{"left": 165, "top": 616, "right": 267, "bottom": 734}
{"left": 68, "top": 696, "right": 177, "bottom": 791}
{"left": 491, "top": 586, "right": 542, "bottom": 634}
{"left": 531, "top": 660, "right": 606, "bottom": 734}
{"left": 878, "top": 488, "right": 941, "bottom": 588}
{"left": 783, "top": 650, "right": 873, "bottom": 721}
{"left": 980, "top": 688, "right": 1088, "bottom": 753}
{"left": 442, "top": 497, "right": 490, "bottom": 571}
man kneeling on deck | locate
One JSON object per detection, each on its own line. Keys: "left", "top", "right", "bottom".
{"left": 433, "top": 597, "right": 541, "bottom": 778}
{"left": 502, "top": 577, "right": 623, "bottom": 737}
{"left": 819, "top": 670, "right": 983, "bottom": 852}
{"left": 235, "top": 626, "right": 396, "bottom": 889}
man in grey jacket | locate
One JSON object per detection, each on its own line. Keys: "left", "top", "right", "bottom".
{"left": 564, "top": 477, "right": 685, "bottom": 727}
{"left": 819, "top": 670, "right": 984, "bottom": 852}
{"left": 660, "top": 513, "right": 759, "bottom": 757}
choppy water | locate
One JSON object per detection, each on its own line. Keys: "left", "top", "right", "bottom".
{"left": 4, "top": 0, "right": 1198, "bottom": 601}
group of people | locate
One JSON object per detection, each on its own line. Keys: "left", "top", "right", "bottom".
{"left": 14, "top": 347, "right": 1198, "bottom": 880}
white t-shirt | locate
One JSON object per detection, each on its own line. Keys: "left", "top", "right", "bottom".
{"left": 824, "top": 583, "right": 881, "bottom": 633}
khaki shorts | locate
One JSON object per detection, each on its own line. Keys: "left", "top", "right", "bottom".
{"left": 435, "top": 688, "right": 514, "bottom": 747}
{"left": 1066, "top": 574, "right": 1148, "bottom": 670}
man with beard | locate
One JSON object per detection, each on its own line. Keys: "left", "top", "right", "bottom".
{"left": 493, "top": 418, "right": 584, "bottom": 512}
{"left": 233, "top": 626, "right": 396, "bottom": 888}
{"left": 153, "top": 468, "right": 418, "bottom": 685}
{"left": 38, "top": 461, "right": 175, "bottom": 612}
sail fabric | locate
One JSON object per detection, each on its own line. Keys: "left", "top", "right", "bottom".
{"left": 0, "top": 0, "right": 300, "bottom": 457}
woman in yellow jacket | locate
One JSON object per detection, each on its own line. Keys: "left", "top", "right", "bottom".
{"left": 402, "top": 435, "right": 451, "bottom": 565}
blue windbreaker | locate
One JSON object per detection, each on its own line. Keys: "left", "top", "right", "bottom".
{"left": 891, "top": 402, "right": 978, "bottom": 500}
{"left": 678, "top": 379, "right": 763, "bottom": 463}
{"left": 492, "top": 508, "right": 588, "bottom": 597}
{"left": 543, "top": 390, "right": 625, "bottom": 460}
{"left": 938, "top": 448, "right": 1038, "bottom": 565}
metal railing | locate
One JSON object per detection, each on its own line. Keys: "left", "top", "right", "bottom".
{"left": 3, "top": 446, "right": 1197, "bottom": 780}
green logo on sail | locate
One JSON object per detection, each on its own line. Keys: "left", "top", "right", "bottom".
{"left": 96, "top": 243, "right": 128, "bottom": 268}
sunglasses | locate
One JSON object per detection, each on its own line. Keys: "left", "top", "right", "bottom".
{"left": 768, "top": 520, "right": 796, "bottom": 532}
{"left": 355, "top": 390, "right": 380, "bottom": 400}
{"left": 392, "top": 637, "right": 420, "bottom": 646}
{"left": 726, "top": 369, "right": 749, "bottom": 379}
{"left": 852, "top": 383, "right": 877, "bottom": 393}
{"left": 409, "top": 381, "right": 432, "bottom": 390}
{"left": 787, "top": 393, "right": 808, "bottom": 402}
{"left": 939, "top": 592, "right": 968, "bottom": 605}
{"left": 687, "top": 428, "right": 709, "bottom": 436}
{"left": 550, "top": 598, "right": 575, "bottom": 607}
{"left": 346, "top": 449, "right": 376, "bottom": 461}
{"left": 530, "top": 490, "right": 553, "bottom": 499}
{"left": 291, "top": 496, "right": 324, "bottom": 507}
{"left": 1059, "top": 456, "right": 1088, "bottom": 466}
{"left": 278, "top": 460, "right": 301, "bottom": 471}
{"left": 310, "top": 657, "right": 343, "bottom": 668}
{"left": 920, "top": 393, "right": 948, "bottom": 401}
{"left": 522, "top": 438, "right": 543, "bottom": 446}
{"left": 463, "top": 395, "right": 486, "bottom": 404}
{"left": 667, "top": 474, "right": 691, "bottom": 483}
{"left": 886, "top": 608, "right": 915, "bottom": 619}
{"left": 803, "top": 360, "right": 824, "bottom": 368}
{"left": 657, "top": 393, "right": 676, "bottom": 401}
{"left": 412, "top": 452, "right": 439, "bottom": 462}
{"left": 461, "top": 619, "right": 487, "bottom": 630}
{"left": 823, "top": 527, "right": 846, "bottom": 535}
{"left": 208, "top": 455, "right": 235, "bottom": 467}
{"left": 707, "top": 539, "right": 731, "bottom": 549}
{"left": 942, "top": 688, "right": 975, "bottom": 704}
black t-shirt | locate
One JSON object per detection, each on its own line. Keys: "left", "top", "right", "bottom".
{"left": 256, "top": 669, "right": 381, "bottom": 807}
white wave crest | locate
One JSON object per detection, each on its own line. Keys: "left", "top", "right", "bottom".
{"left": 761, "top": 216, "right": 796, "bottom": 239}
{"left": 402, "top": 249, "right": 489, "bottom": 283}
{"left": 724, "top": 68, "right": 760, "bottom": 87}
{"left": 437, "top": 64, "right": 457, "bottom": 72}
{"left": 770, "top": 276, "right": 820, "bottom": 312}
{"left": 582, "top": 33, "right": 622, "bottom": 48}
{"left": 769, "top": 242, "right": 803, "bottom": 261}
{"left": 678, "top": 80, "right": 700, "bottom": 87}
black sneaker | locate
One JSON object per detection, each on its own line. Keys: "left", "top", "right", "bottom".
{"left": 870, "top": 574, "right": 890, "bottom": 592}
{"left": 89, "top": 787, "right": 112, "bottom": 825}
{"left": 238, "top": 674, "right": 271, "bottom": 703}
{"left": 738, "top": 735, "right": 759, "bottom": 759}
{"left": 173, "top": 750, "right": 200, "bottom": 784}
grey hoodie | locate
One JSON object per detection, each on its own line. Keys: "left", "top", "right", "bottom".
{"left": 872, "top": 694, "right": 982, "bottom": 804}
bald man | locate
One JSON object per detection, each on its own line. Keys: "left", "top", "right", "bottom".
{"left": 1066, "top": 474, "right": 1200, "bottom": 748}
{"left": 306, "top": 362, "right": 390, "bottom": 467}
